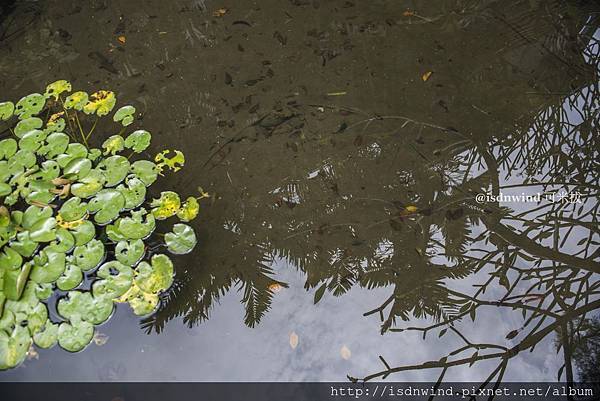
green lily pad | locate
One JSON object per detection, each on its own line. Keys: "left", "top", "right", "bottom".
{"left": 25, "top": 180, "right": 56, "bottom": 205}
{"left": 71, "top": 169, "right": 106, "bottom": 199}
{"left": 58, "top": 319, "right": 94, "bottom": 352}
{"left": 30, "top": 249, "right": 65, "bottom": 283}
{"left": 63, "top": 157, "right": 92, "bottom": 180}
{"left": 30, "top": 160, "right": 61, "bottom": 181}
{"left": 0, "top": 326, "right": 32, "bottom": 369}
{"left": 124, "top": 130, "right": 150, "bottom": 153}
{"left": 8, "top": 149, "right": 36, "bottom": 172}
{"left": 97, "top": 155, "right": 130, "bottom": 187}
{"left": 102, "top": 135, "right": 125, "bottom": 155}
{"left": 47, "top": 228, "right": 75, "bottom": 253}
{"left": 92, "top": 261, "right": 133, "bottom": 299}
{"left": 3, "top": 262, "right": 32, "bottom": 300}
{"left": 14, "top": 117, "right": 43, "bottom": 138}
{"left": 19, "top": 129, "right": 47, "bottom": 152}
{"left": 57, "top": 291, "right": 113, "bottom": 325}
{"left": 113, "top": 105, "right": 136, "bottom": 127}
{"left": 14, "top": 93, "right": 45, "bottom": 119}
{"left": 0, "top": 101, "right": 14, "bottom": 120}
{"left": 64, "top": 91, "right": 88, "bottom": 110}
{"left": 115, "top": 239, "right": 145, "bottom": 266}
{"left": 57, "top": 263, "right": 83, "bottom": 291}
{"left": 0, "top": 139, "right": 17, "bottom": 160}
{"left": 117, "top": 283, "right": 159, "bottom": 316}
{"left": 151, "top": 191, "right": 181, "bottom": 220}
{"left": 117, "top": 175, "right": 146, "bottom": 210}
{"left": 34, "top": 282, "right": 53, "bottom": 300}
{"left": 22, "top": 206, "right": 53, "bottom": 229}
{"left": 59, "top": 197, "right": 88, "bottom": 222}
{"left": 0, "top": 247, "right": 22, "bottom": 270}
{"left": 0, "top": 161, "right": 10, "bottom": 183}
{"left": 33, "top": 320, "right": 58, "bottom": 349}
{"left": 73, "top": 239, "right": 105, "bottom": 271}
{"left": 56, "top": 143, "right": 88, "bottom": 168}
{"left": 69, "top": 220, "right": 95, "bottom": 246}
{"left": 10, "top": 232, "right": 37, "bottom": 257}
{"left": 83, "top": 91, "right": 116, "bottom": 116}
{"left": 88, "top": 148, "right": 102, "bottom": 161}
{"left": 44, "top": 80, "right": 72, "bottom": 100}
{"left": 27, "top": 302, "right": 48, "bottom": 335}
{"left": 105, "top": 223, "right": 127, "bottom": 242}
{"left": 165, "top": 224, "right": 197, "bottom": 255}
{"left": 38, "top": 132, "right": 70, "bottom": 159}
{"left": 135, "top": 254, "right": 174, "bottom": 293}
{"left": 29, "top": 217, "right": 57, "bottom": 242}
{"left": 177, "top": 197, "right": 199, "bottom": 222}
{"left": 87, "top": 189, "right": 125, "bottom": 224}
{"left": 0, "top": 183, "right": 11, "bottom": 196}
{"left": 130, "top": 160, "right": 159, "bottom": 186}
{"left": 116, "top": 210, "right": 155, "bottom": 239}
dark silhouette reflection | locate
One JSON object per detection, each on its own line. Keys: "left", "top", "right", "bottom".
{"left": 134, "top": 0, "right": 600, "bottom": 386}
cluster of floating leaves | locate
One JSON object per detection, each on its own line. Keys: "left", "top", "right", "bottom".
{"left": 0, "top": 80, "right": 199, "bottom": 369}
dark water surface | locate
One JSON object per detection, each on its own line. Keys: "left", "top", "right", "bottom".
{"left": 1, "top": 0, "right": 599, "bottom": 382}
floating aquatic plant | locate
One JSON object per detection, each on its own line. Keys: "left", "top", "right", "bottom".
{"left": 0, "top": 80, "right": 201, "bottom": 370}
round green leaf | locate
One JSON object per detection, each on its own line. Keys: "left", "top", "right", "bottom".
{"left": 14, "top": 117, "right": 43, "bottom": 138}
{"left": 0, "top": 326, "right": 32, "bottom": 369}
{"left": 117, "top": 175, "right": 146, "bottom": 210}
{"left": 59, "top": 197, "right": 88, "bottom": 222}
{"left": 131, "top": 160, "right": 158, "bottom": 186}
{"left": 115, "top": 239, "right": 145, "bottom": 266}
{"left": 165, "top": 223, "right": 197, "bottom": 255}
{"left": 0, "top": 101, "right": 14, "bottom": 120}
{"left": 56, "top": 143, "right": 88, "bottom": 168}
{"left": 0, "top": 138, "right": 17, "bottom": 160}
{"left": 87, "top": 189, "right": 125, "bottom": 224}
{"left": 14, "top": 93, "right": 45, "bottom": 119}
{"left": 47, "top": 228, "right": 75, "bottom": 253}
{"left": 97, "top": 155, "right": 130, "bottom": 187}
{"left": 30, "top": 249, "right": 65, "bottom": 283}
{"left": 124, "top": 130, "right": 150, "bottom": 153}
{"left": 113, "top": 105, "right": 136, "bottom": 127}
{"left": 38, "top": 132, "right": 70, "bottom": 158}
{"left": 57, "top": 291, "right": 113, "bottom": 325}
{"left": 69, "top": 220, "right": 95, "bottom": 246}
{"left": 25, "top": 180, "right": 56, "bottom": 205}
{"left": 33, "top": 320, "right": 58, "bottom": 349}
{"left": 71, "top": 169, "right": 106, "bottom": 199}
{"left": 58, "top": 319, "right": 94, "bottom": 352}
{"left": 63, "top": 157, "right": 92, "bottom": 180}
{"left": 10, "top": 232, "right": 38, "bottom": 257}
{"left": 57, "top": 263, "right": 83, "bottom": 291}
{"left": 73, "top": 239, "right": 105, "bottom": 271}
{"left": 92, "top": 261, "right": 133, "bottom": 299}
{"left": 116, "top": 209, "right": 155, "bottom": 239}
{"left": 29, "top": 217, "right": 57, "bottom": 242}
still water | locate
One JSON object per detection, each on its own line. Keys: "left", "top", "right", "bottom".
{"left": 1, "top": 0, "right": 599, "bottom": 383}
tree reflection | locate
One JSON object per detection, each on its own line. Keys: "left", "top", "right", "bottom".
{"left": 141, "top": 1, "right": 600, "bottom": 387}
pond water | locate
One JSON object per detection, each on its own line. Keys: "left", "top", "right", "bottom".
{"left": 1, "top": 0, "right": 599, "bottom": 383}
